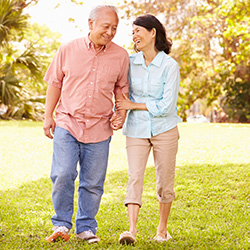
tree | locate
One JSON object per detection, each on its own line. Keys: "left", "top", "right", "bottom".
{"left": 0, "top": 0, "right": 30, "bottom": 45}
{"left": 120, "top": 0, "right": 220, "bottom": 120}
{"left": 119, "top": 0, "right": 250, "bottom": 122}
{"left": 0, "top": 0, "right": 61, "bottom": 120}
{"left": 215, "top": 0, "right": 250, "bottom": 122}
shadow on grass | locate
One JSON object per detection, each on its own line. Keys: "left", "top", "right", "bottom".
{"left": 0, "top": 163, "right": 250, "bottom": 249}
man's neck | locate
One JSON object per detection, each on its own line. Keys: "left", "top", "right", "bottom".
{"left": 88, "top": 34, "right": 105, "bottom": 52}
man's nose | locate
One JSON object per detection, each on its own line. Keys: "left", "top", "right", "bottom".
{"left": 106, "top": 27, "right": 112, "bottom": 36}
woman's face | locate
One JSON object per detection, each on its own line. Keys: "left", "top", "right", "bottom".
{"left": 132, "top": 24, "right": 155, "bottom": 52}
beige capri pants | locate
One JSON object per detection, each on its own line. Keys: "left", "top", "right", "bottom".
{"left": 124, "top": 126, "right": 179, "bottom": 207}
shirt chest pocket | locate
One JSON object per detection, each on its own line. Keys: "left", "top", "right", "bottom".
{"left": 149, "top": 79, "right": 164, "bottom": 98}
{"left": 97, "top": 65, "right": 119, "bottom": 92}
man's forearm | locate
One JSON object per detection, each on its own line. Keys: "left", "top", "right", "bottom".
{"left": 44, "top": 85, "right": 61, "bottom": 118}
{"left": 118, "top": 109, "right": 127, "bottom": 121}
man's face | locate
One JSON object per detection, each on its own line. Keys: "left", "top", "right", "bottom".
{"left": 88, "top": 8, "right": 119, "bottom": 48}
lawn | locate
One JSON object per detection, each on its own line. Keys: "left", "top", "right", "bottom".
{"left": 0, "top": 121, "right": 250, "bottom": 249}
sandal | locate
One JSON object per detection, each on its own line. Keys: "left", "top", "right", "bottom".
{"left": 119, "top": 231, "right": 136, "bottom": 245}
{"left": 153, "top": 231, "right": 172, "bottom": 243}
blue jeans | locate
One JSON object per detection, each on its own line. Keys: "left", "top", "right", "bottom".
{"left": 50, "top": 127, "right": 111, "bottom": 234}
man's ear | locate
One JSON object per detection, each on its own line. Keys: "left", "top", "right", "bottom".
{"left": 88, "top": 19, "right": 93, "bottom": 30}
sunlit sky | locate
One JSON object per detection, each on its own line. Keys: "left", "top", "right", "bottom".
{"left": 25, "top": 0, "right": 132, "bottom": 47}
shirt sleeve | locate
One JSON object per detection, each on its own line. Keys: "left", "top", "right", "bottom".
{"left": 43, "top": 45, "right": 65, "bottom": 89}
{"left": 114, "top": 50, "right": 130, "bottom": 96}
{"left": 146, "top": 62, "right": 180, "bottom": 117}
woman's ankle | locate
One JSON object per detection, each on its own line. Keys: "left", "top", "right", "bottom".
{"left": 157, "top": 227, "right": 167, "bottom": 237}
{"left": 129, "top": 229, "right": 137, "bottom": 237}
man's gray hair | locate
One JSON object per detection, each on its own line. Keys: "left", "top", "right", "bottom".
{"left": 88, "top": 5, "right": 119, "bottom": 21}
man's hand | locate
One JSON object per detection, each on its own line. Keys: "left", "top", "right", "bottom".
{"left": 110, "top": 111, "right": 124, "bottom": 130}
{"left": 43, "top": 116, "right": 56, "bottom": 139}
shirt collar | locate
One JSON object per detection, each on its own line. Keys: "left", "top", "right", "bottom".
{"left": 133, "top": 51, "right": 167, "bottom": 67}
{"left": 84, "top": 35, "right": 112, "bottom": 52}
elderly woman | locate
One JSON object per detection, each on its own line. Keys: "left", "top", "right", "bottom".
{"left": 116, "top": 14, "right": 182, "bottom": 245}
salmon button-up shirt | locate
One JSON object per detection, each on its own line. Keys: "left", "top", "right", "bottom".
{"left": 44, "top": 36, "right": 129, "bottom": 143}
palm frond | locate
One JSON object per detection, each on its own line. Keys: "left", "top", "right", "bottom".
{"left": 15, "top": 47, "right": 43, "bottom": 80}
{"left": 0, "top": 0, "right": 28, "bottom": 45}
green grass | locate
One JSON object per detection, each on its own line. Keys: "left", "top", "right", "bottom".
{"left": 0, "top": 121, "right": 250, "bottom": 249}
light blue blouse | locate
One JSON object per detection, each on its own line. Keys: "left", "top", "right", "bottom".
{"left": 123, "top": 51, "right": 182, "bottom": 138}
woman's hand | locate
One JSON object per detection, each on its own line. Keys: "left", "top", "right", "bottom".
{"left": 116, "top": 94, "right": 135, "bottom": 111}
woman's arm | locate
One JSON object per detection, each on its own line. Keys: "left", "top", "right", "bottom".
{"left": 145, "top": 62, "right": 180, "bottom": 117}
{"left": 116, "top": 94, "right": 148, "bottom": 111}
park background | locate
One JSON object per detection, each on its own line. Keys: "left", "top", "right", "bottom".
{"left": 0, "top": 0, "right": 250, "bottom": 249}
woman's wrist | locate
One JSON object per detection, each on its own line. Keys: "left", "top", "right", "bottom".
{"left": 132, "top": 103, "right": 147, "bottom": 111}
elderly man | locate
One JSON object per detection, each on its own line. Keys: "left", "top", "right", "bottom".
{"left": 43, "top": 5, "right": 129, "bottom": 243}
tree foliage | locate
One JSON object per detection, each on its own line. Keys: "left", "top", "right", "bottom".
{"left": 120, "top": 0, "right": 250, "bottom": 122}
{"left": 1, "top": 0, "right": 249, "bottom": 122}
{"left": 0, "top": 0, "right": 61, "bottom": 120}
{"left": 216, "top": 0, "right": 250, "bottom": 122}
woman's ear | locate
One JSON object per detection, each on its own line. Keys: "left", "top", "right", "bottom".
{"left": 152, "top": 28, "right": 157, "bottom": 38}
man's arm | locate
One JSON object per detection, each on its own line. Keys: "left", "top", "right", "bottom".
{"left": 43, "top": 85, "right": 61, "bottom": 139}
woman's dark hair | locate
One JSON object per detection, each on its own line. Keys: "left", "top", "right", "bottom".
{"left": 133, "top": 14, "right": 172, "bottom": 54}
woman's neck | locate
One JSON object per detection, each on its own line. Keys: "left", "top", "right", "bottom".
{"left": 143, "top": 49, "right": 158, "bottom": 66}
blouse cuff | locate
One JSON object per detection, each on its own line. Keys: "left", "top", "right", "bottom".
{"left": 146, "top": 101, "right": 161, "bottom": 117}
